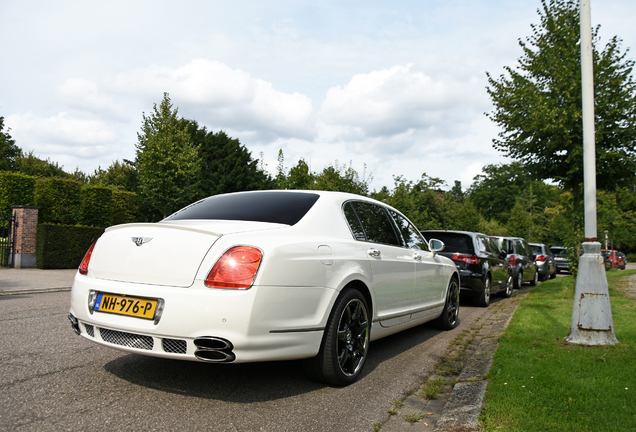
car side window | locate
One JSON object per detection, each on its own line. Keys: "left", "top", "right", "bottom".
{"left": 346, "top": 201, "right": 401, "bottom": 246}
{"left": 477, "top": 236, "right": 489, "bottom": 253}
{"left": 343, "top": 202, "right": 366, "bottom": 241}
{"left": 388, "top": 210, "right": 427, "bottom": 250}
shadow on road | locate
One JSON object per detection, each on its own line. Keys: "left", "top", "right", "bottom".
{"left": 103, "top": 313, "right": 461, "bottom": 402}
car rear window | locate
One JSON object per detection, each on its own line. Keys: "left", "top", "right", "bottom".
{"left": 422, "top": 232, "right": 474, "bottom": 253}
{"left": 531, "top": 245, "right": 543, "bottom": 255}
{"left": 164, "top": 191, "right": 320, "bottom": 225}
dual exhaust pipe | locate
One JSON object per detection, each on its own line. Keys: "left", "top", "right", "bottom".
{"left": 194, "top": 336, "right": 235, "bottom": 362}
{"left": 68, "top": 315, "right": 235, "bottom": 363}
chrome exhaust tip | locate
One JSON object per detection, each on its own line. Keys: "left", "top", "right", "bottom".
{"left": 68, "top": 314, "right": 81, "bottom": 335}
{"left": 194, "top": 336, "right": 235, "bottom": 362}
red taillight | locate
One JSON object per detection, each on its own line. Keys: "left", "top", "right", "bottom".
{"left": 78, "top": 241, "right": 97, "bottom": 275}
{"left": 205, "top": 246, "right": 263, "bottom": 289}
{"left": 509, "top": 255, "right": 518, "bottom": 266}
{"left": 451, "top": 254, "right": 480, "bottom": 265}
{"left": 536, "top": 255, "right": 547, "bottom": 262}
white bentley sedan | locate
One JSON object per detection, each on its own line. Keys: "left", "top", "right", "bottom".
{"left": 69, "top": 190, "right": 460, "bottom": 385}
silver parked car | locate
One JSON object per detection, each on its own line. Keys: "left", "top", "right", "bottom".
{"left": 530, "top": 243, "right": 557, "bottom": 281}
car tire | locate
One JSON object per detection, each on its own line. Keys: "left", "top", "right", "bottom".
{"left": 500, "top": 274, "right": 513, "bottom": 298}
{"left": 303, "top": 288, "right": 370, "bottom": 386}
{"left": 514, "top": 271, "right": 523, "bottom": 290}
{"left": 432, "top": 277, "right": 460, "bottom": 329}
{"left": 475, "top": 276, "right": 491, "bottom": 307}
{"left": 530, "top": 269, "right": 539, "bottom": 286}
{"left": 550, "top": 269, "right": 557, "bottom": 279}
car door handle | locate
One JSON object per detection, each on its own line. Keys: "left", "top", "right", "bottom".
{"left": 413, "top": 253, "right": 422, "bottom": 261}
{"left": 368, "top": 248, "right": 381, "bottom": 257}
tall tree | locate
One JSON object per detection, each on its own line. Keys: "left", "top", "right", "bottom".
{"left": 135, "top": 93, "right": 199, "bottom": 221}
{"left": 486, "top": 0, "right": 636, "bottom": 196}
{"left": 182, "top": 120, "right": 274, "bottom": 197}
{"left": 0, "top": 116, "right": 21, "bottom": 171}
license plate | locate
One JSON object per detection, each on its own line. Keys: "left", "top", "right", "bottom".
{"left": 94, "top": 293, "right": 158, "bottom": 320}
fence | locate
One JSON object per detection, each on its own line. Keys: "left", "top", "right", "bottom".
{"left": 0, "top": 213, "right": 15, "bottom": 267}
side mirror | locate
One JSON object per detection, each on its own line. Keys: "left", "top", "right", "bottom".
{"left": 499, "top": 250, "right": 508, "bottom": 259}
{"left": 429, "top": 239, "right": 445, "bottom": 257}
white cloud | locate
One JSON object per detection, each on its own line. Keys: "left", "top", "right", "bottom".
{"left": 319, "top": 62, "right": 487, "bottom": 140}
{"left": 5, "top": 112, "right": 124, "bottom": 167}
{"left": 109, "top": 59, "right": 315, "bottom": 140}
{"left": 58, "top": 78, "right": 128, "bottom": 120}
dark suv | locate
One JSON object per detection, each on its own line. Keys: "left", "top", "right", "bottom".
{"left": 550, "top": 246, "right": 571, "bottom": 273}
{"left": 421, "top": 230, "right": 512, "bottom": 307}
{"left": 490, "top": 236, "right": 539, "bottom": 289}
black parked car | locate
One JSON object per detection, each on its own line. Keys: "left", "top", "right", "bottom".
{"left": 490, "top": 236, "right": 539, "bottom": 289}
{"left": 422, "top": 230, "right": 512, "bottom": 307}
{"left": 530, "top": 243, "right": 557, "bottom": 281}
{"left": 550, "top": 246, "right": 571, "bottom": 273}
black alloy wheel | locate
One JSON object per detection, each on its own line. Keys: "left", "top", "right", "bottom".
{"left": 433, "top": 277, "right": 460, "bottom": 329}
{"left": 303, "top": 288, "right": 370, "bottom": 386}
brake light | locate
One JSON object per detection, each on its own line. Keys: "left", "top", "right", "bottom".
{"left": 536, "top": 255, "right": 546, "bottom": 262}
{"left": 205, "top": 246, "right": 263, "bottom": 289}
{"left": 451, "top": 254, "right": 480, "bottom": 265}
{"left": 78, "top": 241, "right": 97, "bottom": 275}
{"left": 509, "top": 255, "right": 518, "bottom": 266}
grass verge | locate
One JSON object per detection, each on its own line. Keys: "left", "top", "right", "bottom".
{"left": 480, "top": 270, "right": 636, "bottom": 431}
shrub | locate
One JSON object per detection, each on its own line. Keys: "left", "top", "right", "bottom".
{"left": 0, "top": 171, "right": 36, "bottom": 215}
{"left": 35, "top": 177, "right": 82, "bottom": 225}
{"left": 112, "top": 190, "right": 137, "bottom": 225}
{"left": 80, "top": 185, "right": 113, "bottom": 227}
{"left": 36, "top": 223, "right": 104, "bottom": 269}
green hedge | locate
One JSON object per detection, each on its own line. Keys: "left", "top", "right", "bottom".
{"left": 35, "top": 177, "right": 83, "bottom": 225}
{"left": 112, "top": 190, "right": 137, "bottom": 225}
{"left": 80, "top": 185, "right": 113, "bottom": 227}
{"left": 0, "top": 171, "right": 36, "bottom": 215}
{"left": 36, "top": 223, "right": 104, "bottom": 269}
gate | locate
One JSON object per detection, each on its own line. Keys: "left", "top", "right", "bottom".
{"left": 0, "top": 213, "right": 15, "bottom": 268}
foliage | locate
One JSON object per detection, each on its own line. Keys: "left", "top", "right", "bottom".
{"left": 111, "top": 190, "right": 137, "bottom": 225}
{"left": 0, "top": 171, "right": 36, "bottom": 215}
{"left": 481, "top": 273, "right": 636, "bottom": 431}
{"left": 79, "top": 185, "right": 113, "bottom": 227}
{"left": 486, "top": 0, "right": 636, "bottom": 196}
{"left": 36, "top": 223, "right": 104, "bottom": 269}
{"left": 135, "top": 93, "right": 200, "bottom": 221}
{"left": 34, "top": 177, "right": 83, "bottom": 225}
{"left": 182, "top": 120, "right": 274, "bottom": 198}
{"left": 16, "top": 150, "right": 74, "bottom": 178}
{"left": 90, "top": 160, "right": 138, "bottom": 192}
{"left": 0, "top": 116, "right": 21, "bottom": 171}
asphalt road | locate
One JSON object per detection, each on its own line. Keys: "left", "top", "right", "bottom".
{"left": 0, "top": 290, "right": 499, "bottom": 432}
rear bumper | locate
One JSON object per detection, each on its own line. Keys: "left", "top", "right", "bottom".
{"left": 69, "top": 273, "right": 337, "bottom": 363}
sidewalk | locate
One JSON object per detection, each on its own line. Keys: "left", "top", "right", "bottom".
{"left": 0, "top": 268, "right": 77, "bottom": 296}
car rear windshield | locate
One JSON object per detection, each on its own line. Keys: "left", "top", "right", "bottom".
{"left": 422, "top": 232, "right": 474, "bottom": 253}
{"left": 164, "top": 191, "right": 320, "bottom": 225}
{"left": 550, "top": 247, "right": 566, "bottom": 256}
{"left": 531, "top": 245, "right": 543, "bottom": 255}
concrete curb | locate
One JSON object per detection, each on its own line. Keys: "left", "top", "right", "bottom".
{"left": 433, "top": 291, "right": 526, "bottom": 432}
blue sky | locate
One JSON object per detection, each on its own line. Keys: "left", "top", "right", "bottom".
{"left": 1, "top": 0, "right": 635, "bottom": 191}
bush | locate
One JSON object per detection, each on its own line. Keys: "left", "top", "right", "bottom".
{"left": 0, "top": 171, "right": 36, "bottom": 215}
{"left": 36, "top": 223, "right": 104, "bottom": 269}
{"left": 80, "top": 185, "right": 113, "bottom": 227}
{"left": 35, "top": 177, "right": 82, "bottom": 225}
{"left": 627, "top": 253, "right": 636, "bottom": 263}
{"left": 112, "top": 190, "right": 137, "bottom": 225}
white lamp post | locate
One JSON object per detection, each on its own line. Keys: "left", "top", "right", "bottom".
{"left": 566, "top": 0, "right": 618, "bottom": 345}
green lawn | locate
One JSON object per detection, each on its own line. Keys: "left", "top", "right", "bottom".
{"left": 480, "top": 270, "right": 636, "bottom": 432}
